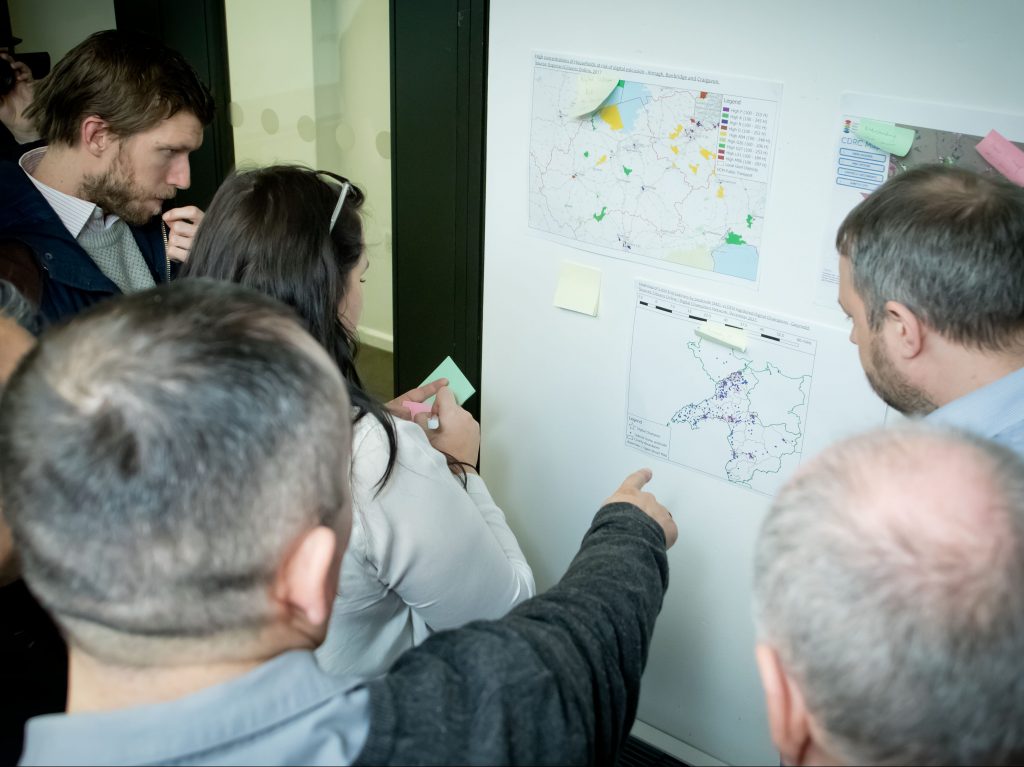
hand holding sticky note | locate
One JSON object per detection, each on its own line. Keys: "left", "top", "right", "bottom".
{"left": 855, "top": 119, "right": 915, "bottom": 157}
{"left": 976, "top": 129, "right": 1024, "bottom": 186}
{"left": 402, "top": 400, "right": 433, "bottom": 416}
{"left": 420, "top": 356, "right": 476, "bottom": 406}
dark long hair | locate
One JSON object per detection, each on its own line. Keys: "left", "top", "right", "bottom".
{"left": 181, "top": 165, "right": 398, "bottom": 489}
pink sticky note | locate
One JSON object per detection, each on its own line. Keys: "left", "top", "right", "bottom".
{"left": 402, "top": 400, "right": 433, "bottom": 416}
{"left": 976, "top": 130, "right": 1024, "bottom": 186}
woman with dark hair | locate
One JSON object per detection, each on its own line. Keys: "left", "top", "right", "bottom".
{"left": 181, "top": 166, "right": 534, "bottom": 678}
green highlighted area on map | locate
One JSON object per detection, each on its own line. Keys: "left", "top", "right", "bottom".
{"left": 746, "top": 214, "right": 754, "bottom": 229}
{"left": 725, "top": 230, "right": 746, "bottom": 245}
{"left": 623, "top": 166, "right": 633, "bottom": 176}
{"left": 593, "top": 206, "right": 608, "bottom": 222}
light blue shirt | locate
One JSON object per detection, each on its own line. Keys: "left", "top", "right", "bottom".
{"left": 19, "top": 651, "right": 370, "bottom": 766}
{"left": 926, "top": 366, "right": 1024, "bottom": 457}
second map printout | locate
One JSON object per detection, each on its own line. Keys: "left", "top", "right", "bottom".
{"left": 529, "top": 52, "right": 781, "bottom": 284}
{"left": 626, "top": 281, "right": 888, "bottom": 496}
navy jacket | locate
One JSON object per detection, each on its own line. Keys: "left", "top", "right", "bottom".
{"left": 0, "top": 160, "right": 170, "bottom": 324}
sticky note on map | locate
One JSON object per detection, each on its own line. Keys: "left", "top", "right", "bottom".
{"left": 854, "top": 119, "right": 914, "bottom": 157}
{"left": 553, "top": 261, "right": 601, "bottom": 317}
{"left": 420, "top": 356, "right": 476, "bottom": 406}
{"left": 975, "top": 129, "right": 1024, "bottom": 186}
{"left": 695, "top": 321, "right": 747, "bottom": 352}
{"left": 571, "top": 73, "right": 620, "bottom": 117}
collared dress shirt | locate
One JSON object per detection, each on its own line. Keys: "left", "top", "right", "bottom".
{"left": 926, "top": 366, "right": 1024, "bottom": 457}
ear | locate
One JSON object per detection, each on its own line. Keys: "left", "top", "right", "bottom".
{"left": 882, "top": 300, "right": 924, "bottom": 360}
{"left": 756, "top": 643, "right": 812, "bottom": 766}
{"left": 80, "top": 115, "right": 116, "bottom": 158}
{"left": 272, "top": 526, "right": 338, "bottom": 628}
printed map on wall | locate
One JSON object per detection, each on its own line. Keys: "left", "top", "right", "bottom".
{"left": 529, "top": 53, "right": 782, "bottom": 283}
{"left": 816, "top": 97, "right": 1024, "bottom": 308}
{"left": 626, "top": 282, "right": 816, "bottom": 496}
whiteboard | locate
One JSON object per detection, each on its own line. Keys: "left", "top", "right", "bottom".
{"left": 480, "top": 2, "right": 1024, "bottom": 763}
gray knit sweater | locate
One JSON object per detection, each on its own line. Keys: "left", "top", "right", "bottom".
{"left": 355, "top": 503, "right": 670, "bottom": 766}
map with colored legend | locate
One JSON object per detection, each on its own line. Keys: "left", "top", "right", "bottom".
{"left": 815, "top": 97, "right": 1024, "bottom": 309}
{"left": 529, "top": 53, "right": 782, "bottom": 283}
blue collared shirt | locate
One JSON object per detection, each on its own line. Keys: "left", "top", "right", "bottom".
{"left": 926, "top": 366, "right": 1024, "bottom": 457}
{"left": 19, "top": 651, "right": 370, "bottom": 766}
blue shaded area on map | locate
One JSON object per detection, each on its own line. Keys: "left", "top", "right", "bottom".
{"left": 712, "top": 244, "right": 759, "bottom": 281}
{"left": 598, "top": 81, "right": 651, "bottom": 132}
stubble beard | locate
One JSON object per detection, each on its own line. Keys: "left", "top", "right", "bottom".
{"left": 866, "top": 333, "right": 936, "bottom": 416}
{"left": 80, "top": 147, "right": 166, "bottom": 227}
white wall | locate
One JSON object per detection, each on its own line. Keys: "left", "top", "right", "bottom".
{"left": 9, "top": 0, "right": 115, "bottom": 62}
{"left": 481, "top": 2, "right": 1024, "bottom": 764}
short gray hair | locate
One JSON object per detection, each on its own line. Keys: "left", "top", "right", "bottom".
{"left": 836, "top": 165, "right": 1024, "bottom": 351}
{"left": 0, "top": 280, "right": 352, "bottom": 664}
{"left": 753, "top": 425, "right": 1024, "bottom": 765}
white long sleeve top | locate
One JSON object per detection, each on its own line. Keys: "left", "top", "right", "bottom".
{"left": 315, "top": 413, "right": 535, "bottom": 678}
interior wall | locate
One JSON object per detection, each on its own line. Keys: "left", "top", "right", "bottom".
{"left": 224, "top": 0, "right": 394, "bottom": 351}
{"left": 480, "top": 1, "right": 1024, "bottom": 764}
{"left": 8, "top": 0, "right": 116, "bottom": 62}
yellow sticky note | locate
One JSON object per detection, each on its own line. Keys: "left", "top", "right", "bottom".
{"left": 695, "top": 321, "right": 747, "bottom": 352}
{"left": 855, "top": 119, "right": 915, "bottom": 157}
{"left": 553, "top": 261, "right": 601, "bottom": 317}
{"left": 571, "top": 74, "right": 620, "bottom": 117}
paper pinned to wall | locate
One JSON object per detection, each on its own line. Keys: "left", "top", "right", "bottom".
{"left": 815, "top": 96, "right": 1024, "bottom": 312}
{"left": 854, "top": 119, "right": 915, "bottom": 156}
{"left": 553, "top": 260, "right": 602, "bottom": 316}
{"left": 570, "top": 73, "right": 621, "bottom": 116}
{"left": 976, "top": 129, "right": 1024, "bottom": 186}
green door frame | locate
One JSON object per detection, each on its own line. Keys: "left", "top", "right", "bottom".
{"left": 391, "top": 0, "right": 488, "bottom": 419}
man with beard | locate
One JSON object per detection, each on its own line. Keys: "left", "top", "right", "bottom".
{"left": 0, "top": 30, "right": 214, "bottom": 324}
{"left": 837, "top": 165, "right": 1024, "bottom": 456}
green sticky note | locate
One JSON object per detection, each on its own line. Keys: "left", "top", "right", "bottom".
{"left": 855, "top": 119, "right": 914, "bottom": 157}
{"left": 420, "top": 355, "right": 476, "bottom": 406}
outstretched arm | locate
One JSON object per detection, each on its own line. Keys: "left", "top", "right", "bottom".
{"left": 357, "top": 471, "right": 674, "bottom": 766}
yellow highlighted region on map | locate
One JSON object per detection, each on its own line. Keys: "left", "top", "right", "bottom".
{"left": 716, "top": 185, "right": 725, "bottom": 198}
{"left": 699, "top": 147, "right": 713, "bottom": 161}
{"left": 670, "top": 145, "right": 679, "bottom": 155}
{"left": 669, "top": 124, "right": 683, "bottom": 139}
{"left": 667, "top": 247, "right": 714, "bottom": 270}
{"left": 599, "top": 105, "right": 624, "bottom": 131}
{"left": 596, "top": 154, "right": 607, "bottom": 166}
{"left": 688, "top": 163, "right": 699, "bottom": 174}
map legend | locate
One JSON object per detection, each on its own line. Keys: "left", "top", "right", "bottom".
{"left": 713, "top": 98, "right": 775, "bottom": 183}
{"left": 718, "top": 106, "right": 728, "bottom": 160}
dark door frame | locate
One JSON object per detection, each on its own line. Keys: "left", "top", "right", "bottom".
{"left": 390, "top": 0, "right": 487, "bottom": 419}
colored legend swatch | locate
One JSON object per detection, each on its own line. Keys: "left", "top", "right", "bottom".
{"left": 718, "top": 106, "right": 729, "bottom": 160}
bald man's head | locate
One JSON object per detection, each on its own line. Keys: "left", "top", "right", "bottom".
{"left": 754, "top": 426, "right": 1024, "bottom": 765}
